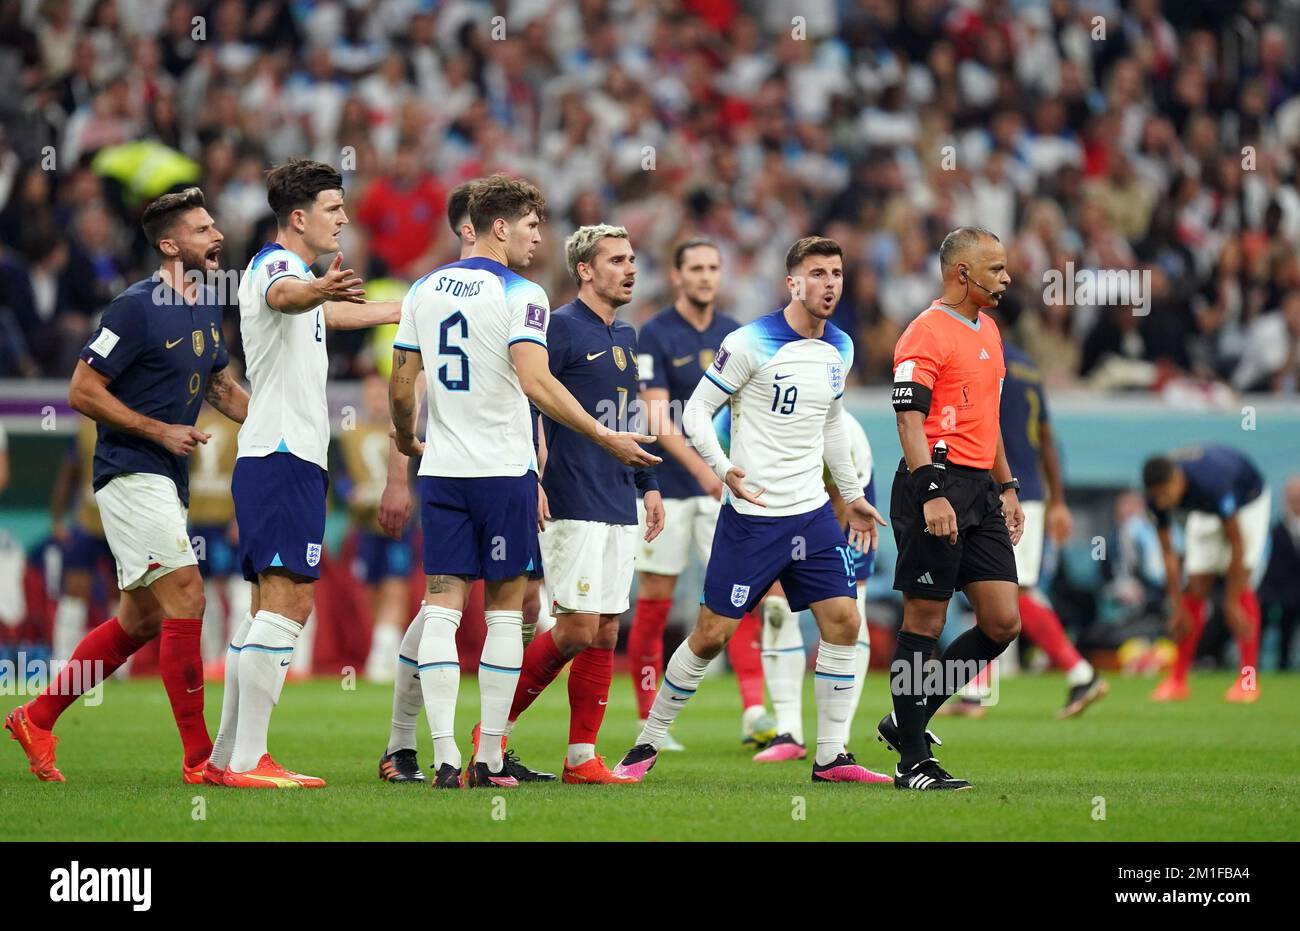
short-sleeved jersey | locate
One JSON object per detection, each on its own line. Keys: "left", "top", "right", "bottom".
{"left": 1000, "top": 341, "right": 1048, "bottom": 502}
{"left": 704, "top": 308, "right": 853, "bottom": 517}
{"left": 336, "top": 420, "right": 393, "bottom": 534}
{"left": 637, "top": 305, "right": 739, "bottom": 499}
{"left": 236, "top": 243, "right": 330, "bottom": 469}
{"left": 188, "top": 407, "right": 239, "bottom": 525}
{"left": 394, "top": 256, "right": 549, "bottom": 478}
{"left": 80, "top": 276, "right": 230, "bottom": 506}
{"left": 540, "top": 300, "right": 657, "bottom": 525}
{"left": 891, "top": 301, "right": 1006, "bottom": 469}
{"left": 72, "top": 418, "right": 103, "bottom": 535}
{"left": 1148, "top": 444, "right": 1265, "bottom": 529}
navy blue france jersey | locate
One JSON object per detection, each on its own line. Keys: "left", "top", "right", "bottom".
{"left": 1149, "top": 444, "right": 1265, "bottom": 529}
{"left": 80, "top": 277, "right": 230, "bottom": 506}
{"left": 637, "top": 305, "right": 739, "bottom": 499}
{"left": 1000, "top": 341, "right": 1049, "bottom": 502}
{"left": 541, "top": 300, "right": 658, "bottom": 523}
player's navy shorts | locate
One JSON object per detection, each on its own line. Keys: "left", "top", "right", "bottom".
{"left": 418, "top": 473, "right": 538, "bottom": 581}
{"left": 890, "top": 459, "right": 1018, "bottom": 600}
{"left": 232, "top": 452, "right": 329, "bottom": 583}
{"left": 527, "top": 545, "right": 544, "bottom": 582}
{"left": 353, "top": 528, "right": 415, "bottom": 584}
{"left": 62, "top": 527, "right": 113, "bottom": 573}
{"left": 191, "top": 524, "right": 238, "bottom": 579}
{"left": 702, "top": 501, "right": 858, "bottom": 618}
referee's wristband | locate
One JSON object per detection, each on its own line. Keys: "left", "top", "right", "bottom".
{"left": 911, "top": 464, "right": 947, "bottom": 503}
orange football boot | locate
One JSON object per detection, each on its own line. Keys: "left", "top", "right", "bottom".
{"left": 4, "top": 702, "right": 65, "bottom": 782}
{"left": 1150, "top": 677, "right": 1190, "bottom": 702}
{"left": 203, "top": 760, "right": 227, "bottom": 786}
{"left": 1224, "top": 679, "right": 1259, "bottom": 703}
{"left": 562, "top": 754, "right": 637, "bottom": 785}
{"left": 222, "top": 754, "right": 325, "bottom": 789}
{"left": 182, "top": 757, "right": 208, "bottom": 785}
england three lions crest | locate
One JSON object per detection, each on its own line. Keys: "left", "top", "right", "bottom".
{"left": 306, "top": 543, "right": 322, "bottom": 567}
{"left": 730, "top": 584, "right": 750, "bottom": 607}
{"left": 827, "top": 362, "right": 844, "bottom": 394}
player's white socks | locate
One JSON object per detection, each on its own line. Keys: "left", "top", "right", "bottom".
{"left": 201, "top": 580, "right": 226, "bottom": 665}
{"left": 761, "top": 597, "right": 805, "bottom": 744}
{"left": 1066, "top": 658, "right": 1095, "bottom": 687}
{"left": 366, "top": 622, "right": 402, "bottom": 683}
{"left": 209, "top": 612, "right": 254, "bottom": 771}
{"left": 813, "top": 640, "right": 857, "bottom": 766}
{"left": 638, "top": 642, "right": 711, "bottom": 750}
{"left": 567, "top": 743, "right": 596, "bottom": 767}
{"left": 845, "top": 591, "right": 871, "bottom": 744}
{"left": 53, "top": 596, "right": 87, "bottom": 663}
{"left": 476, "top": 610, "right": 523, "bottom": 771}
{"left": 386, "top": 609, "right": 426, "bottom": 754}
{"left": 229, "top": 611, "right": 300, "bottom": 773}
{"left": 418, "top": 605, "right": 463, "bottom": 770}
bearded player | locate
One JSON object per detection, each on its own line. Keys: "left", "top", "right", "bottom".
{"left": 614, "top": 236, "right": 889, "bottom": 785}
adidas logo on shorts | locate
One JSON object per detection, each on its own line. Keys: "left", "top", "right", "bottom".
{"left": 916, "top": 572, "right": 934, "bottom": 585}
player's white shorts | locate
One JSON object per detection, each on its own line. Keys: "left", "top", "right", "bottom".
{"left": 1012, "top": 499, "right": 1045, "bottom": 588}
{"left": 95, "top": 473, "right": 198, "bottom": 591}
{"left": 1184, "top": 490, "right": 1271, "bottom": 577}
{"left": 539, "top": 519, "right": 637, "bottom": 615}
{"left": 635, "top": 495, "right": 720, "bottom": 576}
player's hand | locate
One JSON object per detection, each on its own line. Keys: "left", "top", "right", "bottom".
{"left": 315, "top": 253, "right": 366, "bottom": 304}
{"left": 390, "top": 427, "right": 425, "bottom": 458}
{"left": 225, "top": 520, "right": 239, "bottom": 546}
{"left": 1002, "top": 490, "right": 1025, "bottom": 546}
{"left": 598, "top": 428, "right": 661, "bottom": 468}
{"left": 159, "top": 424, "right": 210, "bottom": 457}
{"left": 643, "top": 490, "right": 665, "bottom": 542}
{"left": 1168, "top": 601, "right": 1193, "bottom": 640}
{"left": 537, "top": 482, "right": 551, "bottom": 533}
{"left": 1046, "top": 500, "right": 1074, "bottom": 545}
{"left": 845, "top": 497, "right": 886, "bottom": 555}
{"left": 378, "top": 479, "right": 412, "bottom": 539}
{"left": 724, "top": 466, "right": 766, "bottom": 508}
{"left": 922, "top": 496, "right": 958, "bottom": 544}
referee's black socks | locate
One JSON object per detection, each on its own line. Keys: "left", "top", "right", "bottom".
{"left": 924, "top": 626, "right": 1007, "bottom": 722}
{"left": 890, "top": 630, "right": 939, "bottom": 769}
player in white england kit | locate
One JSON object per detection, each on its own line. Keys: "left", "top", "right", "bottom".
{"left": 613, "top": 236, "right": 890, "bottom": 784}
{"left": 210, "top": 159, "right": 401, "bottom": 789}
{"left": 387, "top": 175, "right": 657, "bottom": 788}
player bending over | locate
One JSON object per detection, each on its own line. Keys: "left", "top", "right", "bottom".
{"left": 1144, "top": 445, "right": 1269, "bottom": 703}
{"left": 7, "top": 188, "right": 249, "bottom": 784}
{"left": 475, "top": 225, "right": 664, "bottom": 784}
{"left": 613, "top": 236, "right": 889, "bottom": 785}
{"left": 388, "top": 176, "right": 657, "bottom": 788}
{"left": 210, "top": 159, "right": 401, "bottom": 789}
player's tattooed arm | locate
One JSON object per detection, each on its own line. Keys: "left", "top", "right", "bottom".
{"left": 204, "top": 367, "right": 250, "bottom": 423}
{"left": 389, "top": 347, "right": 425, "bottom": 457}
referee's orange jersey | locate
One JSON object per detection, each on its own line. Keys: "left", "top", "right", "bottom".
{"left": 891, "top": 301, "right": 1006, "bottom": 469}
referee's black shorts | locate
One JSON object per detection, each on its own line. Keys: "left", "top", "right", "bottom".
{"left": 890, "top": 458, "right": 1018, "bottom": 601}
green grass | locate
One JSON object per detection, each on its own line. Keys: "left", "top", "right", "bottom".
{"left": 3, "top": 672, "right": 1298, "bottom": 841}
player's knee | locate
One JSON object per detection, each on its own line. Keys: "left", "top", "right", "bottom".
{"left": 592, "top": 621, "right": 619, "bottom": 651}
{"left": 689, "top": 624, "right": 728, "bottom": 659}
{"left": 122, "top": 609, "right": 163, "bottom": 641}
{"left": 988, "top": 612, "right": 1020, "bottom": 645}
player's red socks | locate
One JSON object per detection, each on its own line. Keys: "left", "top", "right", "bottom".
{"left": 1235, "top": 588, "right": 1262, "bottom": 676}
{"left": 159, "top": 618, "right": 212, "bottom": 767}
{"left": 628, "top": 597, "right": 671, "bottom": 718}
{"left": 1016, "top": 592, "right": 1082, "bottom": 671}
{"left": 29, "top": 617, "right": 144, "bottom": 731}
{"left": 508, "top": 629, "right": 567, "bottom": 721}
{"left": 568, "top": 645, "right": 613, "bottom": 745}
{"left": 728, "top": 610, "right": 765, "bottom": 709}
{"left": 1171, "top": 595, "right": 1207, "bottom": 684}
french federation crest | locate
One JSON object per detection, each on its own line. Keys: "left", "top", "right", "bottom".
{"left": 612, "top": 345, "right": 627, "bottom": 370}
{"left": 192, "top": 330, "right": 205, "bottom": 357}
{"left": 730, "top": 584, "right": 750, "bottom": 608}
{"left": 306, "top": 543, "right": 322, "bottom": 567}
{"left": 827, "top": 362, "right": 844, "bottom": 394}
{"left": 699, "top": 349, "right": 715, "bottom": 370}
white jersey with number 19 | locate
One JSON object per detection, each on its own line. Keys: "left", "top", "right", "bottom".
{"left": 236, "top": 243, "right": 330, "bottom": 469}
{"left": 394, "top": 256, "right": 550, "bottom": 478}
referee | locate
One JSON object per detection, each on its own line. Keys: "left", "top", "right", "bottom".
{"left": 877, "top": 227, "right": 1024, "bottom": 791}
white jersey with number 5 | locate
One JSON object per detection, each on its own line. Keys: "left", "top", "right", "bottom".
{"left": 236, "top": 243, "right": 330, "bottom": 469}
{"left": 393, "top": 256, "right": 549, "bottom": 478}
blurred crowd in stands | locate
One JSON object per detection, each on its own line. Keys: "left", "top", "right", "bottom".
{"left": 1, "top": 0, "right": 1299, "bottom": 393}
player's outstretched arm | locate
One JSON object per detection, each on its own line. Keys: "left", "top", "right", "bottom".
{"left": 69, "top": 361, "right": 209, "bottom": 456}
{"left": 642, "top": 386, "right": 721, "bottom": 498}
{"left": 511, "top": 341, "right": 660, "bottom": 468}
{"left": 323, "top": 299, "right": 402, "bottom": 330}
{"left": 204, "top": 367, "right": 250, "bottom": 423}
{"left": 388, "top": 347, "right": 425, "bottom": 459}
{"left": 267, "top": 253, "right": 365, "bottom": 314}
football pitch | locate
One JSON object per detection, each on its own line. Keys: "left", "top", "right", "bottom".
{"left": 3, "top": 672, "right": 1297, "bottom": 842}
